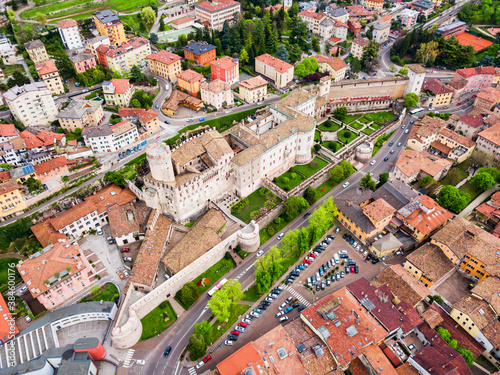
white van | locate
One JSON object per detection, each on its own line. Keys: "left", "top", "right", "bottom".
{"left": 333, "top": 254, "right": 340, "bottom": 264}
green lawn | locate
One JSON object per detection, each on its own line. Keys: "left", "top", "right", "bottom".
{"left": 372, "top": 146, "right": 381, "bottom": 157}
{"left": 370, "top": 123, "right": 382, "bottom": 130}
{"left": 338, "top": 131, "right": 358, "bottom": 144}
{"left": 362, "top": 127, "right": 375, "bottom": 135}
{"left": 318, "top": 120, "right": 341, "bottom": 132}
{"left": 242, "top": 284, "right": 262, "bottom": 302}
{"left": 274, "top": 157, "right": 327, "bottom": 191}
{"left": 439, "top": 168, "right": 469, "bottom": 187}
{"left": 175, "top": 257, "right": 236, "bottom": 309}
{"left": 323, "top": 141, "right": 343, "bottom": 152}
{"left": 293, "top": 157, "right": 328, "bottom": 178}
{"left": 317, "top": 180, "right": 337, "bottom": 199}
{"left": 139, "top": 301, "right": 177, "bottom": 341}
{"left": 80, "top": 282, "right": 118, "bottom": 303}
{"left": 0, "top": 257, "right": 21, "bottom": 286}
{"left": 364, "top": 111, "right": 396, "bottom": 125}
{"left": 1, "top": 64, "right": 24, "bottom": 77}
{"left": 358, "top": 117, "right": 372, "bottom": 125}
{"left": 260, "top": 214, "right": 290, "bottom": 245}
{"left": 343, "top": 114, "right": 362, "bottom": 124}
{"left": 460, "top": 182, "right": 483, "bottom": 203}
{"left": 231, "top": 189, "right": 281, "bottom": 224}
{"left": 350, "top": 122, "right": 363, "bottom": 130}
{"left": 120, "top": 14, "right": 152, "bottom": 35}
{"left": 315, "top": 129, "right": 321, "bottom": 142}
{"left": 209, "top": 304, "right": 249, "bottom": 347}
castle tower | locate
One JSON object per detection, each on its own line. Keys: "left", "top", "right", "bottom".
{"left": 146, "top": 142, "right": 175, "bottom": 184}
{"left": 404, "top": 64, "right": 426, "bottom": 96}
{"left": 319, "top": 76, "right": 331, "bottom": 97}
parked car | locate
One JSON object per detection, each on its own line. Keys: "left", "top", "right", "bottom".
{"left": 304, "top": 212, "right": 311, "bottom": 219}
{"left": 224, "top": 340, "right": 234, "bottom": 346}
{"left": 121, "top": 248, "right": 130, "bottom": 253}
{"left": 286, "top": 296, "right": 293, "bottom": 304}
{"left": 199, "top": 118, "right": 206, "bottom": 122}
{"left": 123, "top": 257, "right": 133, "bottom": 262}
{"left": 284, "top": 307, "right": 293, "bottom": 314}
{"left": 370, "top": 160, "right": 376, "bottom": 166}
{"left": 384, "top": 157, "right": 389, "bottom": 162}
{"left": 196, "top": 361, "right": 205, "bottom": 369}
{"left": 276, "top": 311, "right": 284, "bottom": 318}
{"left": 298, "top": 305, "right": 307, "bottom": 312}
{"left": 343, "top": 182, "right": 350, "bottom": 188}
{"left": 235, "top": 326, "right": 246, "bottom": 333}
{"left": 279, "top": 316, "right": 288, "bottom": 322}
{"left": 277, "top": 233, "right": 285, "bottom": 240}
{"left": 203, "top": 355, "right": 212, "bottom": 363}
{"left": 279, "top": 303, "right": 287, "bottom": 310}
{"left": 292, "top": 302, "right": 300, "bottom": 308}
{"left": 372, "top": 258, "right": 380, "bottom": 264}
{"left": 250, "top": 311, "right": 260, "bottom": 318}
{"left": 123, "top": 270, "right": 130, "bottom": 278}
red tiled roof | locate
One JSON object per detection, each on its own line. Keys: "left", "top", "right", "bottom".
{"left": 36, "top": 130, "right": 64, "bottom": 146}
{"left": 30, "top": 220, "right": 67, "bottom": 248}
{"left": 256, "top": 53, "right": 293, "bottom": 73}
{"left": 170, "top": 16, "right": 194, "bottom": 25}
{"left": 403, "top": 196, "right": 453, "bottom": 236}
{"left": 217, "top": 342, "right": 263, "bottom": 375}
{"left": 196, "top": 0, "right": 240, "bottom": 12}
{"left": 104, "top": 37, "right": 149, "bottom": 59}
{"left": 0, "top": 124, "right": 17, "bottom": 137}
{"left": 457, "top": 66, "right": 496, "bottom": 78}
{"left": 298, "top": 7, "right": 325, "bottom": 20}
{"left": 19, "top": 130, "right": 44, "bottom": 149}
{"left": 118, "top": 108, "right": 158, "bottom": 123}
{"left": 0, "top": 294, "right": 18, "bottom": 343}
{"left": 35, "top": 59, "right": 58, "bottom": 76}
{"left": 34, "top": 156, "right": 68, "bottom": 176}
{"left": 0, "top": 180, "right": 21, "bottom": 195}
{"left": 210, "top": 56, "right": 238, "bottom": 70}
{"left": 0, "top": 171, "right": 10, "bottom": 182}
{"left": 423, "top": 78, "right": 454, "bottom": 95}
{"left": 459, "top": 113, "right": 485, "bottom": 128}
{"left": 147, "top": 50, "right": 182, "bottom": 66}
{"left": 177, "top": 69, "right": 204, "bottom": 83}
{"left": 110, "top": 78, "right": 131, "bottom": 94}
{"left": 56, "top": 18, "right": 78, "bottom": 29}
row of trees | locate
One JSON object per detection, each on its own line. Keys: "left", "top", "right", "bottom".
{"left": 458, "top": 0, "right": 500, "bottom": 25}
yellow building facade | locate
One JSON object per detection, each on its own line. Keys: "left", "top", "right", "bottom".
{"left": 0, "top": 181, "right": 27, "bottom": 219}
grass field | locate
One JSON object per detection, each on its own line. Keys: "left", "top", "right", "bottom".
{"left": 140, "top": 301, "right": 177, "bottom": 341}
{"left": 343, "top": 114, "right": 362, "bottom": 124}
{"left": 231, "top": 189, "right": 281, "bottom": 224}
{"left": 323, "top": 140, "right": 343, "bottom": 152}
{"left": 460, "top": 182, "right": 483, "bottom": 203}
{"left": 358, "top": 117, "right": 372, "bottom": 125}
{"left": 318, "top": 120, "right": 341, "bottom": 132}
{"left": 293, "top": 157, "right": 328, "bottom": 177}
{"left": 274, "top": 157, "right": 327, "bottom": 191}
{"left": 362, "top": 127, "right": 375, "bottom": 135}
{"left": 242, "top": 284, "right": 262, "bottom": 302}
{"left": 80, "top": 282, "right": 118, "bottom": 303}
{"left": 338, "top": 131, "right": 358, "bottom": 144}
{"left": 370, "top": 123, "right": 381, "bottom": 130}
{"left": 0, "top": 257, "right": 21, "bottom": 286}
{"left": 364, "top": 111, "right": 396, "bottom": 125}
{"left": 317, "top": 179, "right": 337, "bottom": 199}
{"left": 350, "top": 122, "right": 363, "bottom": 130}
{"left": 315, "top": 130, "right": 321, "bottom": 142}
{"left": 21, "top": 0, "right": 158, "bottom": 21}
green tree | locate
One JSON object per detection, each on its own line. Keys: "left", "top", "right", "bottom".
{"left": 275, "top": 44, "right": 289, "bottom": 62}
{"left": 311, "top": 35, "right": 320, "bottom": 53}
{"left": 112, "top": 71, "right": 123, "bottom": 79}
{"left": 304, "top": 186, "right": 319, "bottom": 204}
{"left": 220, "top": 279, "right": 243, "bottom": 303}
{"left": 333, "top": 107, "right": 347, "bottom": 121}
{"left": 328, "top": 164, "right": 345, "bottom": 185}
{"left": 478, "top": 167, "right": 500, "bottom": 183}
{"left": 284, "top": 195, "right": 310, "bottom": 221}
{"left": 456, "top": 347, "right": 474, "bottom": 367}
{"left": 350, "top": 57, "right": 362, "bottom": 73}
{"left": 193, "top": 320, "right": 212, "bottom": 345}
{"left": 415, "top": 41, "right": 439, "bottom": 65}
{"left": 255, "top": 269, "right": 272, "bottom": 294}
{"left": 420, "top": 175, "right": 434, "bottom": 186}
{"left": 140, "top": 6, "right": 156, "bottom": 26}
{"left": 472, "top": 171, "right": 496, "bottom": 190}
{"left": 289, "top": 44, "right": 302, "bottom": 63}
{"left": 404, "top": 93, "right": 419, "bottom": 108}
{"left": 176, "top": 282, "right": 199, "bottom": 307}
{"left": 377, "top": 172, "right": 389, "bottom": 188}
{"left": 438, "top": 185, "right": 469, "bottom": 214}
{"left": 360, "top": 173, "right": 377, "bottom": 191}
{"left": 436, "top": 326, "right": 451, "bottom": 342}
{"left": 130, "top": 99, "right": 141, "bottom": 108}
{"left": 159, "top": 17, "right": 165, "bottom": 31}
{"left": 207, "top": 292, "right": 231, "bottom": 322}
{"left": 130, "top": 65, "right": 146, "bottom": 83}
{"left": 187, "top": 334, "right": 206, "bottom": 360}
{"left": 104, "top": 171, "right": 125, "bottom": 187}
{"left": 36, "top": 13, "right": 47, "bottom": 25}
{"left": 308, "top": 197, "right": 337, "bottom": 243}
{"left": 239, "top": 48, "right": 249, "bottom": 64}
{"left": 428, "top": 295, "right": 444, "bottom": 304}
{"left": 150, "top": 33, "right": 158, "bottom": 44}
{"left": 25, "top": 177, "right": 42, "bottom": 193}
{"left": 366, "top": 25, "right": 374, "bottom": 40}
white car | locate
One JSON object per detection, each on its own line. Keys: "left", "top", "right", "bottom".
{"left": 356, "top": 244, "right": 361, "bottom": 252}
{"left": 342, "top": 182, "right": 350, "bottom": 188}
{"left": 243, "top": 318, "right": 252, "bottom": 324}
{"left": 277, "top": 233, "right": 285, "bottom": 240}
{"left": 25, "top": 316, "right": 32, "bottom": 322}
{"left": 279, "top": 302, "right": 287, "bottom": 310}
{"left": 235, "top": 326, "right": 246, "bottom": 333}
{"left": 136, "top": 360, "right": 146, "bottom": 365}
{"left": 370, "top": 160, "right": 376, "bottom": 166}
{"left": 265, "top": 297, "right": 274, "bottom": 303}
{"left": 276, "top": 311, "right": 284, "bottom": 318}
{"left": 250, "top": 311, "right": 260, "bottom": 318}
{"left": 256, "top": 250, "right": 264, "bottom": 257}
{"left": 196, "top": 361, "right": 205, "bottom": 369}
{"left": 404, "top": 129, "right": 409, "bottom": 133}
{"left": 279, "top": 316, "right": 289, "bottom": 322}
{"left": 339, "top": 250, "right": 347, "bottom": 255}
{"left": 224, "top": 340, "right": 234, "bottom": 346}
{"left": 123, "top": 270, "right": 130, "bottom": 278}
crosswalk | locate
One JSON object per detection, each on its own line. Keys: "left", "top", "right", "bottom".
{"left": 283, "top": 285, "right": 311, "bottom": 307}
{"left": 122, "top": 349, "right": 135, "bottom": 368}
{"left": 188, "top": 367, "right": 197, "bottom": 375}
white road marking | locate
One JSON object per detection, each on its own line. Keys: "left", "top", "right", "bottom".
{"left": 286, "top": 286, "right": 311, "bottom": 307}
{"left": 122, "top": 349, "right": 135, "bottom": 368}
{"left": 188, "top": 367, "right": 197, "bottom": 375}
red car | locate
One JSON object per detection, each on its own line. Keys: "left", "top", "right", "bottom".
{"left": 472, "top": 94, "right": 477, "bottom": 98}
{"left": 239, "top": 322, "right": 248, "bottom": 328}
{"left": 120, "top": 248, "right": 130, "bottom": 253}
{"left": 203, "top": 355, "right": 212, "bottom": 363}
{"left": 456, "top": 102, "right": 461, "bottom": 106}
{"left": 304, "top": 259, "right": 311, "bottom": 264}
{"left": 230, "top": 330, "right": 240, "bottom": 336}
{"left": 309, "top": 253, "right": 317, "bottom": 258}
{"left": 350, "top": 266, "right": 355, "bottom": 273}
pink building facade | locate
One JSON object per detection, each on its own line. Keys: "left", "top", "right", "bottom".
{"left": 71, "top": 53, "right": 97, "bottom": 74}
{"left": 452, "top": 67, "right": 500, "bottom": 93}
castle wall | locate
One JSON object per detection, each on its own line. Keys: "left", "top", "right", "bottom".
{"left": 328, "top": 78, "right": 408, "bottom": 100}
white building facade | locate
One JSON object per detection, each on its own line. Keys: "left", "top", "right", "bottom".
{"left": 56, "top": 19, "right": 84, "bottom": 50}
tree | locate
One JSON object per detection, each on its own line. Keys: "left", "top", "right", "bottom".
{"left": 220, "top": 279, "right": 243, "bottom": 303}
{"left": 130, "top": 65, "right": 146, "bottom": 83}
{"left": 420, "top": 175, "right": 434, "bottom": 186}
{"left": 207, "top": 292, "right": 231, "bottom": 322}
{"left": 366, "top": 25, "right": 374, "bottom": 40}
{"left": 176, "top": 282, "right": 199, "bottom": 307}
{"left": 311, "top": 35, "right": 320, "bottom": 53}
{"left": 112, "top": 71, "right": 123, "bottom": 79}
{"left": 471, "top": 171, "right": 496, "bottom": 190}
{"left": 36, "top": 13, "right": 47, "bottom": 25}
{"left": 150, "top": 33, "right": 158, "bottom": 44}
{"left": 159, "top": 17, "right": 165, "bottom": 31}
{"left": 308, "top": 197, "right": 337, "bottom": 243}
{"left": 478, "top": 167, "right": 500, "bottom": 183}
{"left": 193, "top": 320, "right": 212, "bottom": 345}
{"left": 25, "top": 177, "right": 42, "bottom": 193}
{"left": 350, "top": 57, "right": 362, "bottom": 73}
{"left": 478, "top": 55, "right": 495, "bottom": 67}
{"left": 130, "top": 99, "right": 142, "bottom": 108}
{"left": 275, "top": 44, "right": 289, "bottom": 62}
{"left": 404, "top": 93, "right": 419, "bottom": 108}
{"left": 329, "top": 165, "right": 345, "bottom": 185}
{"left": 360, "top": 173, "right": 377, "bottom": 191}
{"left": 140, "top": 6, "right": 156, "bottom": 26}
{"left": 187, "top": 334, "right": 206, "bottom": 360}
{"left": 428, "top": 295, "right": 444, "bottom": 304}
{"left": 239, "top": 48, "right": 249, "bottom": 64}
{"left": 438, "top": 185, "right": 470, "bottom": 214}
{"left": 304, "top": 186, "right": 319, "bottom": 204}
{"left": 255, "top": 269, "right": 272, "bottom": 293}
{"left": 333, "top": 107, "right": 347, "bottom": 122}
{"left": 377, "top": 172, "right": 389, "bottom": 188}
{"left": 104, "top": 171, "right": 125, "bottom": 187}
{"left": 284, "top": 195, "right": 310, "bottom": 221}
{"left": 289, "top": 44, "right": 302, "bottom": 63}
{"left": 415, "top": 41, "right": 439, "bottom": 65}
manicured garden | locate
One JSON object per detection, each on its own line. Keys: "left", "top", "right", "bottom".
{"left": 273, "top": 157, "right": 328, "bottom": 191}
{"left": 80, "top": 283, "right": 119, "bottom": 303}
{"left": 318, "top": 119, "right": 341, "bottom": 132}
{"left": 358, "top": 117, "right": 372, "bottom": 125}
{"left": 338, "top": 131, "right": 358, "bottom": 144}
{"left": 323, "top": 140, "right": 343, "bottom": 152}
{"left": 314, "top": 130, "right": 321, "bottom": 142}
{"left": 231, "top": 188, "right": 281, "bottom": 224}
{"left": 362, "top": 127, "right": 375, "bottom": 135}
{"left": 350, "top": 122, "right": 363, "bottom": 130}
{"left": 343, "top": 114, "right": 362, "bottom": 124}
{"left": 139, "top": 301, "right": 177, "bottom": 341}
{"left": 364, "top": 111, "right": 396, "bottom": 125}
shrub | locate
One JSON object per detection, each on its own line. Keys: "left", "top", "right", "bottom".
{"left": 343, "top": 130, "right": 351, "bottom": 139}
{"left": 267, "top": 226, "right": 275, "bottom": 236}
{"left": 224, "top": 251, "right": 231, "bottom": 260}
{"left": 291, "top": 173, "right": 298, "bottom": 180}
{"left": 274, "top": 217, "right": 282, "bottom": 224}
{"left": 329, "top": 141, "right": 337, "bottom": 150}
{"left": 310, "top": 160, "right": 318, "bottom": 169}
{"left": 314, "top": 144, "right": 321, "bottom": 152}
{"left": 112, "top": 294, "right": 119, "bottom": 302}
{"left": 282, "top": 177, "right": 290, "bottom": 184}
{"left": 259, "top": 187, "right": 269, "bottom": 196}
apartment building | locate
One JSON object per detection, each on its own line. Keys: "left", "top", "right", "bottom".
{"left": 399, "top": 8, "right": 419, "bottom": 28}
{"left": 97, "top": 37, "right": 151, "bottom": 74}
{"left": 200, "top": 79, "right": 234, "bottom": 109}
{"left": 393, "top": 149, "right": 453, "bottom": 183}
{"left": 477, "top": 124, "right": 500, "bottom": 161}
{"left": 255, "top": 53, "right": 294, "bottom": 89}
{"left": 0, "top": 35, "right": 16, "bottom": 63}
{"left": 0, "top": 180, "right": 26, "bottom": 220}
{"left": 35, "top": 59, "right": 64, "bottom": 95}
{"left": 317, "top": 18, "right": 333, "bottom": 39}
{"left": 118, "top": 107, "right": 160, "bottom": 135}
{"left": 298, "top": 7, "right": 326, "bottom": 34}
{"left": 83, "top": 121, "right": 138, "bottom": 153}
{"left": 194, "top": 0, "right": 241, "bottom": 31}
{"left": 56, "top": 19, "right": 83, "bottom": 50}
{"left": 56, "top": 98, "right": 104, "bottom": 132}
{"left": 407, "top": 115, "right": 447, "bottom": 152}
{"left": 474, "top": 87, "right": 500, "bottom": 111}
{"left": 452, "top": 66, "right": 500, "bottom": 93}
{"left": 404, "top": 243, "right": 454, "bottom": 288}
{"left": 347, "top": 5, "right": 375, "bottom": 20}
{"left": 434, "top": 127, "right": 476, "bottom": 163}
{"left": 86, "top": 35, "right": 110, "bottom": 59}
{"left": 210, "top": 56, "right": 239, "bottom": 85}
{"left": 177, "top": 69, "right": 204, "bottom": 96}
{"left": 365, "top": 0, "right": 384, "bottom": 11}
{"left": 238, "top": 76, "right": 268, "bottom": 103}
{"left": 315, "top": 55, "right": 347, "bottom": 82}
{"left": 34, "top": 156, "right": 69, "bottom": 184}
{"left": 351, "top": 36, "right": 370, "bottom": 59}
{"left": 70, "top": 53, "right": 96, "bottom": 74}
{"left": 327, "top": 7, "right": 349, "bottom": 23}
{"left": 455, "top": 112, "right": 487, "bottom": 139}
{"left": 147, "top": 50, "right": 182, "bottom": 82}
{"left": 93, "top": 10, "right": 126, "bottom": 46}
{"left": 3, "top": 83, "right": 58, "bottom": 127}
{"left": 332, "top": 19, "right": 348, "bottom": 41}
{"left": 348, "top": 19, "right": 362, "bottom": 35}
{"left": 182, "top": 41, "right": 216, "bottom": 66}
{"left": 102, "top": 79, "right": 134, "bottom": 107}
{"left": 372, "top": 20, "right": 391, "bottom": 44}
{"left": 16, "top": 240, "right": 95, "bottom": 310}
{"left": 422, "top": 78, "right": 454, "bottom": 107}
{"left": 24, "top": 40, "right": 49, "bottom": 63}
{"left": 412, "top": 0, "right": 434, "bottom": 17}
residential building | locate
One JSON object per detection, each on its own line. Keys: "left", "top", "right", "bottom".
{"left": 404, "top": 243, "right": 455, "bottom": 287}
{"left": 9, "top": 164, "right": 38, "bottom": 185}
{"left": 147, "top": 50, "right": 182, "bottom": 82}
{"left": 0, "top": 123, "right": 18, "bottom": 143}
{"left": 86, "top": 35, "right": 110, "bottom": 59}
{"left": 399, "top": 8, "right": 419, "bottom": 28}
{"left": 412, "top": 0, "right": 434, "bottom": 17}
{"left": 436, "top": 21, "right": 468, "bottom": 37}
{"left": 56, "top": 19, "right": 83, "bottom": 50}
{"left": 255, "top": 53, "right": 294, "bottom": 89}
{"left": 210, "top": 56, "right": 239, "bottom": 85}
{"left": 16, "top": 240, "right": 95, "bottom": 310}
{"left": 108, "top": 201, "right": 149, "bottom": 246}
{"left": 433, "top": 127, "right": 476, "bottom": 164}
{"left": 365, "top": 0, "right": 384, "bottom": 11}
{"left": 346, "top": 5, "right": 375, "bottom": 20}
{"left": 194, "top": 0, "right": 241, "bottom": 30}
{"left": 407, "top": 115, "right": 447, "bottom": 152}
{"left": 3, "top": 83, "right": 58, "bottom": 127}
{"left": 170, "top": 16, "right": 195, "bottom": 30}
{"left": 393, "top": 149, "right": 454, "bottom": 183}
{"left": 451, "top": 66, "right": 500, "bottom": 94}
{"left": 0, "top": 294, "right": 18, "bottom": 344}
{"left": 298, "top": 7, "right": 326, "bottom": 34}
{"left": 93, "top": 10, "right": 126, "bottom": 46}
{"left": 35, "top": 59, "right": 64, "bottom": 95}
{"left": 318, "top": 17, "right": 334, "bottom": 39}
{"left": 200, "top": 79, "right": 234, "bottom": 109}
{"left": 83, "top": 121, "right": 138, "bottom": 153}
{"left": 456, "top": 111, "right": 487, "bottom": 139}
{"left": 238, "top": 76, "right": 268, "bottom": 103}
{"left": 351, "top": 36, "right": 370, "bottom": 59}
{"left": 97, "top": 37, "right": 151, "bottom": 74}
{"left": 404, "top": 64, "right": 427, "bottom": 96}
{"left": 0, "top": 35, "right": 16, "bottom": 63}
{"left": 475, "top": 191, "right": 500, "bottom": 232}
{"left": 332, "top": 19, "right": 348, "bottom": 41}
{"left": 24, "top": 39, "right": 48, "bottom": 63}
{"left": 327, "top": 7, "right": 349, "bottom": 23}
{"left": 102, "top": 79, "right": 134, "bottom": 107}
{"left": 31, "top": 184, "right": 135, "bottom": 241}
{"left": 348, "top": 19, "right": 362, "bottom": 36}
{"left": 177, "top": 69, "right": 204, "bottom": 96}
{"left": 70, "top": 53, "right": 97, "bottom": 74}
{"left": 396, "top": 195, "right": 453, "bottom": 243}
{"left": 315, "top": 54, "right": 347, "bottom": 82}
{"left": 182, "top": 41, "right": 216, "bottom": 66}
{"left": 372, "top": 20, "right": 391, "bottom": 44}
{"left": 474, "top": 87, "right": 500, "bottom": 111}
{"left": 477, "top": 124, "right": 500, "bottom": 161}
{"left": 34, "top": 156, "right": 69, "bottom": 184}
{"left": 56, "top": 98, "right": 104, "bottom": 132}
{"left": 0, "top": 180, "right": 26, "bottom": 220}
{"left": 118, "top": 108, "right": 160, "bottom": 135}
{"left": 0, "top": 138, "right": 29, "bottom": 166}
{"left": 422, "top": 78, "right": 454, "bottom": 107}
{"left": 370, "top": 232, "right": 403, "bottom": 257}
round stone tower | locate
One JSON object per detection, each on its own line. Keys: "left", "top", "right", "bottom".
{"left": 356, "top": 142, "right": 374, "bottom": 163}
{"left": 237, "top": 221, "right": 260, "bottom": 252}
{"left": 146, "top": 142, "right": 175, "bottom": 183}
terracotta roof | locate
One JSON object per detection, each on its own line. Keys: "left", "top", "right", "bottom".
{"left": 239, "top": 76, "right": 268, "bottom": 90}
{"left": 471, "top": 276, "right": 500, "bottom": 314}
{"left": 357, "top": 344, "right": 398, "bottom": 375}
{"left": 479, "top": 124, "right": 500, "bottom": 146}
{"left": 56, "top": 19, "right": 78, "bottom": 29}
{"left": 353, "top": 36, "right": 370, "bottom": 47}
{"left": 110, "top": 78, "right": 131, "bottom": 94}
{"left": 256, "top": 53, "right": 293, "bottom": 73}
{"left": 35, "top": 59, "right": 58, "bottom": 76}
{"left": 423, "top": 78, "right": 454, "bottom": 95}
{"left": 372, "top": 265, "right": 430, "bottom": 306}
{"left": 195, "top": 0, "right": 240, "bottom": 12}
{"left": 30, "top": 220, "right": 67, "bottom": 248}
{"left": 210, "top": 56, "right": 238, "bottom": 70}
{"left": 301, "top": 287, "right": 388, "bottom": 368}
{"left": 0, "top": 180, "right": 22, "bottom": 195}
{"left": 108, "top": 201, "right": 150, "bottom": 238}
{"left": 36, "top": 130, "right": 64, "bottom": 146}
{"left": 16, "top": 240, "right": 89, "bottom": 298}
{"left": 170, "top": 16, "right": 194, "bottom": 25}
{"left": 298, "top": 7, "right": 325, "bottom": 20}
{"left": 110, "top": 121, "right": 136, "bottom": 136}
{"left": 217, "top": 342, "right": 263, "bottom": 375}
{"left": 19, "top": 130, "right": 44, "bottom": 149}
{"left": 163, "top": 89, "right": 204, "bottom": 112}
{"left": 34, "top": 156, "right": 68, "bottom": 176}
{"left": 454, "top": 295, "right": 496, "bottom": 330}
{"left": 176, "top": 69, "right": 204, "bottom": 83}
{"left": 201, "top": 79, "right": 231, "bottom": 94}
{"left": 104, "top": 37, "right": 149, "bottom": 59}
{"left": 407, "top": 64, "right": 427, "bottom": 74}
{"left": 0, "top": 171, "right": 10, "bottom": 183}
{"left": 438, "top": 127, "right": 475, "bottom": 148}
{"left": 457, "top": 66, "right": 496, "bottom": 78}
{"left": 0, "top": 124, "right": 17, "bottom": 137}
{"left": 162, "top": 209, "right": 226, "bottom": 273}
{"left": 476, "top": 86, "right": 500, "bottom": 103}
{"left": 0, "top": 293, "right": 19, "bottom": 343}
{"left": 482, "top": 319, "right": 500, "bottom": 348}
{"left": 458, "top": 113, "right": 485, "bottom": 128}
{"left": 171, "top": 130, "right": 232, "bottom": 167}
{"left": 333, "top": 19, "right": 347, "bottom": 27}
{"left": 400, "top": 195, "right": 453, "bottom": 236}
{"left": 147, "top": 50, "right": 182, "bottom": 65}
{"left": 363, "top": 198, "right": 395, "bottom": 223}
{"left": 395, "top": 363, "right": 421, "bottom": 375}
{"left": 347, "top": 5, "right": 374, "bottom": 17}
{"left": 118, "top": 108, "right": 158, "bottom": 124}
{"left": 406, "top": 243, "right": 454, "bottom": 282}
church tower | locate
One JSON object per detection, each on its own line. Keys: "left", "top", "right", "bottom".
{"left": 146, "top": 142, "right": 175, "bottom": 184}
